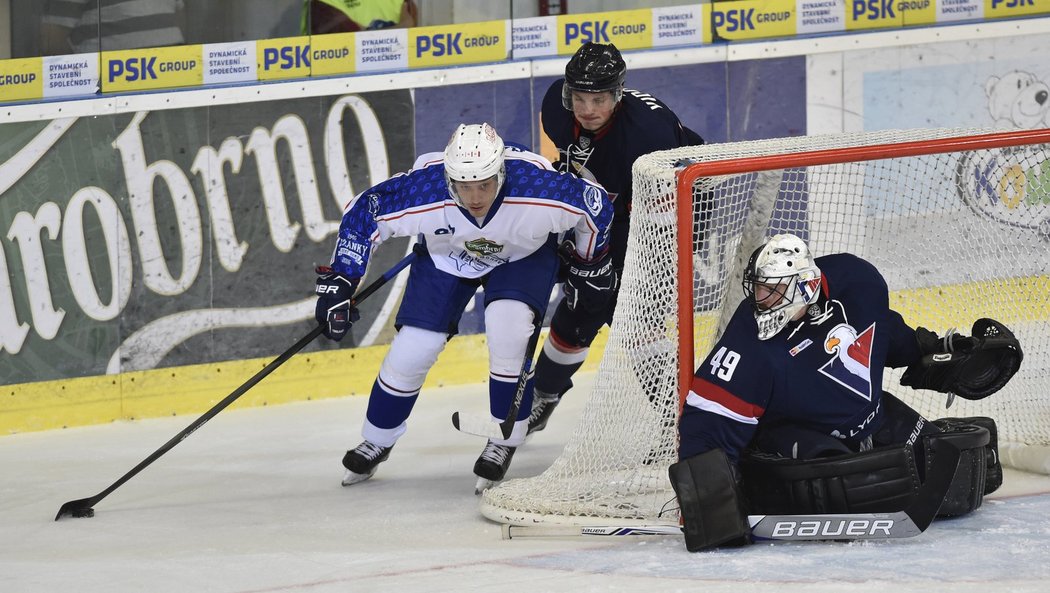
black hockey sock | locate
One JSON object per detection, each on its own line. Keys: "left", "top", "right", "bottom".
{"left": 533, "top": 350, "right": 585, "bottom": 399}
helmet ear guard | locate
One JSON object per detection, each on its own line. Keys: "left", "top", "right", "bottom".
{"left": 742, "top": 234, "right": 822, "bottom": 340}
{"left": 443, "top": 123, "right": 506, "bottom": 206}
{"left": 561, "top": 42, "right": 627, "bottom": 111}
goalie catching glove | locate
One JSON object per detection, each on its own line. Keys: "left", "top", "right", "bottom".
{"left": 315, "top": 266, "right": 360, "bottom": 341}
{"left": 560, "top": 241, "right": 617, "bottom": 312}
{"left": 900, "top": 318, "right": 1022, "bottom": 401}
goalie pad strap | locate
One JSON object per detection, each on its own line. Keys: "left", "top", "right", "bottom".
{"left": 669, "top": 449, "right": 751, "bottom": 552}
{"left": 938, "top": 416, "right": 1002, "bottom": 495}
{"left": 929, "top": 420, "right": 993, "bottom": 516}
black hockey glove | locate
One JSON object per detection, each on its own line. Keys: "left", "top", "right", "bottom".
{"left": 315, "top": 266, "right": 360, "bottom": 342}
{"left": 561, "top": 242, "right": 617, "bottom": 313}
{"left": 900, "top": 318, "right": 1022, "bottom": 401}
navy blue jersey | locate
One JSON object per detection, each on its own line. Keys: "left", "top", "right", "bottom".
{"left": 679, "top": 253, "right": 924, "bottom": 462}
{"left": 541, "top": 80, "right": 704, "bottom": 223}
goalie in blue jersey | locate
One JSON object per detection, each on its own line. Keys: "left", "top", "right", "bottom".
{"left": 313, "top": 123, "right": 613, "bottom": 490}
{"left": 671, "top": 233, "right": 1023, "bottom": 551}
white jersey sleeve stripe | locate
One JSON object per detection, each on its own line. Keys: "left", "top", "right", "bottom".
{"left": 686, "top": 392, "right": 760, "bottom": 425}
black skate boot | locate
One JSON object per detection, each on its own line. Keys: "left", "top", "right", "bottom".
{"left": 341, "top": 441, "right": 393, "bottom": 486}
{"left": 527, "top": 383, "right": 571, "bottom": 435}
{"left": 473, "top": 440, "right": 516, "bottom": 494}
{"left": 527, "top": 395, "right": 561, "bottom": 435}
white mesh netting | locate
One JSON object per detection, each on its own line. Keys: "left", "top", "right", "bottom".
{"left": 481, "top": 127, "right": 1050, "bottom": 527}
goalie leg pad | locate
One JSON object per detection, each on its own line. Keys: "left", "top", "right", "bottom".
{"left": 927, "top": 420, "right": 993, "bottom": 517}
{"left": 739, "top": 445, "right": 921, "bottom": 515}
{"left": 668, "top": 449, "right": 752, "bottom": 552}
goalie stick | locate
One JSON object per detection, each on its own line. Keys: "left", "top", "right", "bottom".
{"left": 503, "top": 437, "right": 961, "bottom": 544}
{"left": 54, "top": 251, "right": 417, "bottom": 521}
{"left": 451, "top": 312, "right": 544, "bottom": 441}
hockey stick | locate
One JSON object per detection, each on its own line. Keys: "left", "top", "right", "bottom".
{"left": 504, "top": 439, "right": 962, "bottom": 543}
{"left": 55, "top": 252, "right": 417, "bottom": 521}
{"left": 451, "top": 316, "right": 544, "bottom": 440}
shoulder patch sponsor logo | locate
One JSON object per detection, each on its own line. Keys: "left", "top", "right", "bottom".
{"left": 464, "top": 237, "right": 504, "bottom": 256}
{"left": 789, "top": 338, "right": 813, "bottom": 357}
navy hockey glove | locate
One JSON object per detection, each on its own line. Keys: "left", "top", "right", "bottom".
{"left": 315, "top": 266, "right": 360, "bottom": 342}
{"left": 561, "top": 242, "right": 617, "bottom": 313}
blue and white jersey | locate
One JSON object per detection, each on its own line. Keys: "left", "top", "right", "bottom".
{"left": 680, "top": 254, "right": 925, "bottom": 462}
{"left": 330, "top": 145, "right": 613, "bottom": 280}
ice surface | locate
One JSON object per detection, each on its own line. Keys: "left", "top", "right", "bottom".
{"left": 2, "top": 372, "right": 1048, "bottom": 593}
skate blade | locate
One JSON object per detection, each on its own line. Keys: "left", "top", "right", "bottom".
{"left": 341, "top": 468, "right": 377, "bottom": 486}
{"left": 475, "top": 477, "right": 499, "bottom": 495}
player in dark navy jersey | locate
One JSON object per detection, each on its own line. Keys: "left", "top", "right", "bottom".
{"left": 529, "top": 42, "right": 705, "bottom": 433}
{"left": 314, "top": 123, "right": 613, "bottom": 490}
{"left": 668, "top": 234, "right": 1022, "bottom": 552}
{"left": 679, "top": 235, "right": 925, "bottom": 462}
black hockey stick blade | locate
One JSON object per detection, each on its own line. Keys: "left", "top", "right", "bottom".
{"left": 55, "top": 251, "right": 417, "bottom": 521}
{"left": 451, "top": 317, "right": 544, "bottom": 440}
{"left": 748, "top": 511, "right": 919, "bottom": 541}
{"left": 55, "top": 498, "right": 96, "bottom": 520}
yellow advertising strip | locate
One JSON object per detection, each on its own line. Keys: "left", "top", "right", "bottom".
{"left": 101, "top": 45, "right": 203, "bottom": 93}
{"left": 0, "top": 57, "right": 43, "bottom": 102}
{"left": 711, "top": 0, "right": 797, "bottom": 41}
{"left": 987, "top": 0, "right": 1047, "bottom": 19}
{"left": 257, "top": 36, "right": 313, "bottom": 81}
{"left": 900, "top": 0, "right": 938, "bottom": 26}
{"left": 846, "top": 0, "right": 906, "bottom": 30}
{"left": 556, "top": 9, "right": 653, "bottom": 53}
{"left": 408, "top": 20, "right": 508, "bottom": 69}
{"left": 0, "top": 328, "right": 609, "bottom": 436}
{"left": 310, "top": 32, "right": 356, "bottom": 77}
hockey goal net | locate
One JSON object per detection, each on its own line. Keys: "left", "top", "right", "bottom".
{"left": 481, "top": 127, "right": 1050, "bottom": 527}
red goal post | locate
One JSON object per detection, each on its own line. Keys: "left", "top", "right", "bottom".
{"left": 481, "top": 127, "right": 1050, "bottom": 528}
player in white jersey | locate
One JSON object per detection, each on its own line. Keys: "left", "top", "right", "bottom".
{"left": 314, "top": 123, "right": 614, "bottom": 489}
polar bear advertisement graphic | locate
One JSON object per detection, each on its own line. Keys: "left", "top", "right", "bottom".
{"left": 952, "top": 71, "right": 1050, "bottom": 239}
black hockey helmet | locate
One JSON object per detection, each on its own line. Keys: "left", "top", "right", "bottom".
{"left": 562, "top": 42, "right": 626, "bottom": 110}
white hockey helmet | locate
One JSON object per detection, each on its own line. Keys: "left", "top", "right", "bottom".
{"left": 741, "top": 234, "right": 822, "bottom": 340}
{"left": 443, "top": 123, "right": 506, "bottom": 206}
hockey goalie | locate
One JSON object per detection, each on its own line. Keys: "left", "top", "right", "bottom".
{"left": 670, "top": 233, "right": 1023, "bottom": 552}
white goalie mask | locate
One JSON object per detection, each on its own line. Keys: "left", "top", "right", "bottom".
{"left": 443, "top": 123, "right": 506, "bottom": 207}
{"left": 741, "top": 234, "right": 822, "bottom": 340}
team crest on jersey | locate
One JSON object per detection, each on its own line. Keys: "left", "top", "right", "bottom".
{"left": 583, "top": 185, "right": 604, "bottom": 216}
{"left": 818, "top": 322, "right": 876, "bottom": 401}
{"left": 464, "top": 238, "right": 504, "bottom": 257}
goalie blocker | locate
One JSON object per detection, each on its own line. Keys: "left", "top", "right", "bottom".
{"left": 669, "top": 418, "right": 1000, "bottom": 552}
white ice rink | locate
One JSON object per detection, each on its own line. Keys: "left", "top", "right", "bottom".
{"left": 3, "top": 371, "right": 1050, "bottom": 593}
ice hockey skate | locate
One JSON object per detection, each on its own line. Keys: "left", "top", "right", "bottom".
{"left": 473, "top": 440, "right": 516, "bottom": 494}
{"left": 341, "top": 441, "right": 393, "bottom": 486}
{"left": 527, "top": 394, "right": 561, "bottom": 435}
